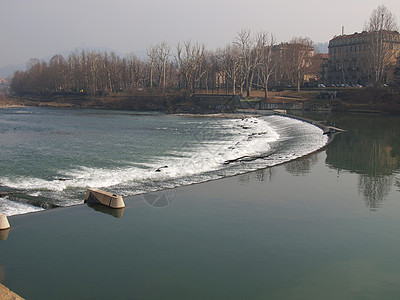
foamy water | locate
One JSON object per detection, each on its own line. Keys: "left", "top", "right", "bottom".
{"left": 0, "top": 196, "right": 44, "bottom": 216}
{"left": 0, "top": 108, "right": 328, "bottom": 216}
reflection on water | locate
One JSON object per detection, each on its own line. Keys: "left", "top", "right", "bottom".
{"left": 322, "top": 114, "right": 400, "bottom": 210}
{"left": 238, "top": 168, "right": 276, "bottom": 184}
{"left": 240, "top": 154, "right": 319, "bottom": 182}
{"left": 0, "top": 229, "right": 9, "bottom": 241}
{"left": 255, "top": 168, "right": 274, "bottom": 182}
{"left": 86, "top": 202, "right": 125, "bottom": 218}
{"left": 358, "top": 174, "right": 394, "bottom": 210}
{"left": 284, "top": 154, "right": 319, "bottom": 176}
{"left": 245, "top": 113, "right": 400, "bottom": 210}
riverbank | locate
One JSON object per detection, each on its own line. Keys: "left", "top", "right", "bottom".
{"left": 0, "top": 93, "right": 239, "bottom": 113}
{"left": 3, "top": 87, "right": 399, "bottom": 113}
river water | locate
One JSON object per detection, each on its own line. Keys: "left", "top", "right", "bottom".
{"left": 0, "top": 107, "right": 327, "bottom": 215}
{"left": 1, "top": 109, "right": 400, "bottom": 299}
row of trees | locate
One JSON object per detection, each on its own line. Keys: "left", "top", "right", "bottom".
{"left": 11, "top": 30, "right": 318, "bottom": 98}
{"left": 12, "top": 5, "right": 397, "bottom": 98}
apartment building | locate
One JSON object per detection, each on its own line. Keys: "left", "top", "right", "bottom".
{"left": 327, "top": 30, "right": 400, "bottom": 85}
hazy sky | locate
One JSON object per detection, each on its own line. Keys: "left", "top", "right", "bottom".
{"left": 1, "top": 0, "right": 400, "bottom": 68}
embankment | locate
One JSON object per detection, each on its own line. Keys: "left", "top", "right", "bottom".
{"left": 3, "top": 87, "right": 399, "bottom": 114}
{"left": 1, "top": 93, "right": 240, "bottom": 113}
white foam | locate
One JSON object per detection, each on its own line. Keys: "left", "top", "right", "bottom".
{"left": 0, "top": 115, "right": 328, "bottom": 211}
{"left": 0, "top": 196, "right": 44, "bottom": 216}
{"left": 1, "top": 117, "right": 280, "bottom": 195}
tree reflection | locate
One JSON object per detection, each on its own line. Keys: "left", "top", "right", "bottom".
{"left": 285, "top": 154, "right": 319, "bottom": 176}
{"left": 255, "top": 168, "right": 275, "bottom": 182}
{"left": 238, "top": 168, "right": 275, "bottom": 183}
{"left": 325, "top": 115, "right": 400, "bottom": 210}
{"left": 238, "top": 173, "right": 250, "bottom": 184}
{"left": 358, "top": 174, "right": 393, "bottom": 210}
{"left": 395, "top": 177, "right": 400, "bottom": 192}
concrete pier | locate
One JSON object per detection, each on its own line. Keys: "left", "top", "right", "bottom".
{"left": 84, "top": 188, "right": 125, "bottom": 209}
{"left": 0, "top": 213, "right": 10, "bottom": 231}
{"left": 0, "top": 283, "right": 24, "bottom": 300}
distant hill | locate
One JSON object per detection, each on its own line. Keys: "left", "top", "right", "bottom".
{"left": 0, "top": 63, "right": 25, "bottom": 77}
{"left": 315, "top": 42, "right": 329, "bottom": 54}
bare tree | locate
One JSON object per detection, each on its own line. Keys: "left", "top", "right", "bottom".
{"left": 234, "top": 29, "right": 260, "bottom": 97}
{"left": 219, "top": 45, "right": 241, "bottom": 94}
{"left": 280, "top": 37, "right": 314, "bottom": 91}
{"left": 126, "top": 53, "right": 146, "bottom": 90}
{"left": 9, "top": 33, "right": 321, "bottom": 97}
{"left": 157, "top": 42, "right": 171, "bottom": 90}
{"left": 48, "top": 54, "right": 67, "bottom": 93}
{"left": 21, "top": 58, "right": 49, "bottom": 95}
{"left": 146, "top": 46, "right": 157, "bottom": 88}
{"left": 255, "top": 32, "right": 277, "bottom": 99}
{"left": 147, "top": 42, "right": 171, "bottom": 90}
{"left": 364, "top": 5, "right": 398, "bottom": 32}
{"left": 364, "top": 5, "right": 399, "bottom": 83}
{"left": 176, "top": 40, "right": 206, "bottom": 93}
{"left": 201, "top": 50, "right": 220, "bottom": 93}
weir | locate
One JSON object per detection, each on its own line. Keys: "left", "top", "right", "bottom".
{"left": 238, "top": 108, "right": 345, "bottom": 136}
{"left": 0, "top": 109, "right": 331, "bottom": 214}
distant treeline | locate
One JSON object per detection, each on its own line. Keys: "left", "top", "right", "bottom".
{"left": 10, "top": 31, "right": 321, "bottom": 98}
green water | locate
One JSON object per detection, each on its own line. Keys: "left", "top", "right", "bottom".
{"left": 1, "top": 113, "right": 400, "bottom": 299}
{"left": 0, "top": 107, "right": 326, "bottom": 213}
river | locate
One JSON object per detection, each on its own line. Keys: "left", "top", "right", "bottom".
{"left": 1, "top": 110, "right": 399, "bottom": 299}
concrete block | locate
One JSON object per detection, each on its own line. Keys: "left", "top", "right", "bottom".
{"left": 0, "top": 213, "right": 10, "bottom": 230}
{"left": 84, "top": 188, "right": 125, "bottom": 209}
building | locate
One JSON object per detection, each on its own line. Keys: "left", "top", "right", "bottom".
{"left": 386, "top": 56, "right": 400, "bottom": 86}
{"left": 328, "top": 31, "right": 400, "bottom": 85}
{"left": 272, "top": 42, "right": 315, "bottom": 88}
{"left": 313, "top": 53, "right": 328, "bottom": 85}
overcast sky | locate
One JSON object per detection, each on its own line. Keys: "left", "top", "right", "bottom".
{"left": 1, "top": 0, "right": 400, "bottom": 68}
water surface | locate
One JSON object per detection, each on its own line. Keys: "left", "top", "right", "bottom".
{"left": 1, "top": 112, "right": 400, "bottom": 299}
{"left": 0, "top": 107, "right": 327, "bottom": 215}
